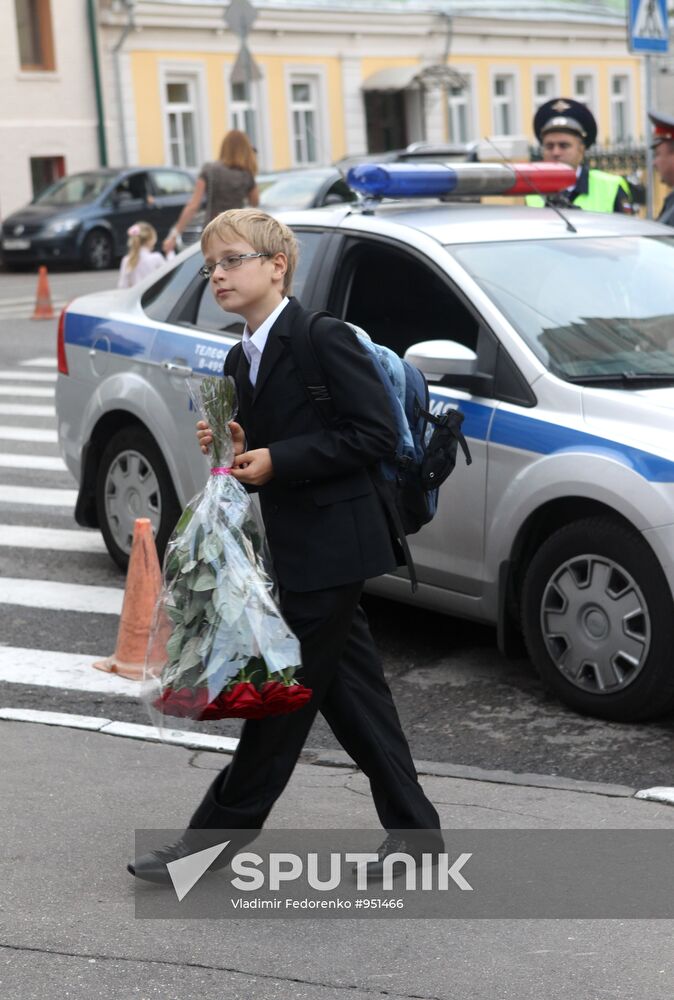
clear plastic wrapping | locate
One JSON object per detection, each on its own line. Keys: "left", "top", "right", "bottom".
{"left": 143, "top": 375, "right": 310, "bottom": 727}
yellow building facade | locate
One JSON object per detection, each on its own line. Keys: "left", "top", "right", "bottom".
{"left": 98, "top": 1, "right": 649, "bottom": 176}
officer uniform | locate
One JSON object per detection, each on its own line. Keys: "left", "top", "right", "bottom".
{"left": 649, "top": 110, "right": 674, "bottom": 228}
{"left": 526, "top": 98, "right": 631, "bottom": 213}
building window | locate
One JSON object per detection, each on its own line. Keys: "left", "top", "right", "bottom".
{"left": 30, "top": 155, "right": 65, "bottom": 197}
{"left": 230, "top": 80, "right": 258, "bottom": 148}
{"left": 14, "top": 0, "right": 55, "bottom": 71}
{"left": 533, "top": 74, "right": 555, "bottom": 111}
{"left": 165, "top": 78, "right": 200, "bottom": 168}
{"left": 448, "top": 80, "right": 473, "bottom": 143}
{"left": 610, "top": 75, "right": 630, "bottom": 143}
{"left": 492, "top": 74, "right": 515, "bottom": 134}
{"left": 289, "top": 76, "right": 320, "bottom": 165}
{"left": 573, "top": 74, "right": 595, "bottom": 111}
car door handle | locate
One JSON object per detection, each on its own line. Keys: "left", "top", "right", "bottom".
{"left": 161, "top": 360, "right": 193, "bottom": 377}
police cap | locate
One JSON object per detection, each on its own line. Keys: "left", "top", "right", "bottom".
{"left": 534, "top": 98, "right": 597, "bottom": 148}
{"left": 648, "top": 110, "right": 674, "bottom": 148}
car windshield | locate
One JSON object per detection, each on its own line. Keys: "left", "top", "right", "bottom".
{"left": 450, "top": 235, "right": 674, "bottom": 382}
{"left": 33, "top": 173, "right": 111, "bottom": 206}
{"left": 258, "top": 171, "right": 330, "bottom": 209}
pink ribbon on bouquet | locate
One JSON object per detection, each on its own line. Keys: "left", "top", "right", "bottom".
{"left": 211, "top": 467, "right": 233, "bottom": 475}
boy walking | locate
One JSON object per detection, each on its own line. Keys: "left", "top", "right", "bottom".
{"left": 129, "top": 209, "right": 441, "bottom": 884}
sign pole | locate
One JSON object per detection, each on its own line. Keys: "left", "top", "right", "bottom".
{"left": 645, "top": 53, "right": 654, "bottom": 218}
{"left": 628, "top": 0, "right": 669, "bottom": 219}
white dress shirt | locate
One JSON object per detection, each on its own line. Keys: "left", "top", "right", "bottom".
{"left": 241, "top": 296, "right": 289, "bottom": 386}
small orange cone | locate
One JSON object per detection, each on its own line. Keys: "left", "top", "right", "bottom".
{"left": 32, "top": 265, "right": 54, "bottom": 320}
{"left": 93, "top": 518, "right": 163, "bottom": 680}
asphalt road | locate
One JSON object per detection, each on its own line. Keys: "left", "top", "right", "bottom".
{"left": 0, "top": 275, "right": 673, "bottom": 790}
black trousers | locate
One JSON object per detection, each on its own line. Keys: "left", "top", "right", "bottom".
{"left": 189, "top": 581, "right": 441, "bottom": 839}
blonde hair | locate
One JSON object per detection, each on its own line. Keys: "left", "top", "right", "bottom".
{"left": 201, "top": 208, "right": 298, "bottom": 294}
{"left": 218, "top": 129, "right": 257, "bottom": 175}
{"left": 126, "top": 221, "right": 157, "bottom": 271}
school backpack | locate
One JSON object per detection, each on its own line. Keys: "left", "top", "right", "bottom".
{"left": 290, "top": 311, "right": 472, "bottom": 592}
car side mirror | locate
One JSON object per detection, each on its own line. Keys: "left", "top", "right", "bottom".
{"left": 404, "top": 340, "right": 477, "bottom": 381}
{"left": 405, "top": 339, "right": 492, "bottom": 395}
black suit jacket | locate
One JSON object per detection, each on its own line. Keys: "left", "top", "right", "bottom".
{"left": 224, "top": 297, "right": 399, "bottom": 592}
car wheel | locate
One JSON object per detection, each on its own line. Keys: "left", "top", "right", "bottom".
{"left": 96, "top": 427, "right": 182, "bottom": 572}
{"left": 521, "top": 516, "right": 674, "bottom": 722}
{"left": 82, "top": 229, "right": 114, "bottom": 270}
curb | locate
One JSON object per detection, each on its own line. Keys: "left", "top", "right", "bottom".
{"left": 0, "top": 706, "right": 656, "bottom": 801}
{"left": 307, "top": 748, "right": 636, "bottom": 798}
{"left": 0, "top": 707, "right": 238, "bottom": 753}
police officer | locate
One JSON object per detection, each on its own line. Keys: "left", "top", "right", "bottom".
{"left": 526, "top": 98, "right": 631, "bottom": 213}
{"left": 649, "top": 110, "right": 674, "bottom": 227}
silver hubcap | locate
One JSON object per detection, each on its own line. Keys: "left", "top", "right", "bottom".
{"left": 88, "top": 234, "right": 110, "bottom": 268}
{"left": 540, "top": 554, "right": 650, "bottom": 695}
{"left": 104, "top": 449, "right": 161, "bottom": 554}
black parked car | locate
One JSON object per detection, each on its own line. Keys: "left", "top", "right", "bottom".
{"left": 1, "top": 166, "right": 196, "bottom": 270}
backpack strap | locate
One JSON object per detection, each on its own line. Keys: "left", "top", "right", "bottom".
{"left": 421, "top": 405, "right": 473, "bottom": 467}
{"left": 289, "top": 311, "right": 419, "bottom": 592}
{"left": 290, "top": 310, "right": 338, "bottom": 427}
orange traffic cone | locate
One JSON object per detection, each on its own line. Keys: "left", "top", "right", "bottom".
{"left": 32, "top": 265, "right": 54, "bottom": 320}
{"left": 93, "top": 518, "right": 163, "bottom": 680}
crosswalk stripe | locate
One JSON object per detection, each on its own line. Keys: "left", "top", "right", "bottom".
{"left": 0, "top": 371, "right": 56, "bottom": 382}
{"left": 0, "top": 526, "right": 105, "bottom": 551}
{"left": 0, "top": 403, "right": 55, "bottom": 416}
{"left": 0, "top": 426, "right": 58, "bottom": 442}
{"left": 0, "top": 453, "right": 66, "bottom": 471}
{"left": 0, "top": 485, "right": 77, "bottom": 507}
{"left": 0, "top": 578, "right": 123, "bottom": 614}
{"left": 19, "top": 357, "right": 56, "bottom": 368}
{"left": 0, "top": 647, "right": 137, "bottom": 695}
{"left": 0, "top": 386, "right": 54, "bottom": 398}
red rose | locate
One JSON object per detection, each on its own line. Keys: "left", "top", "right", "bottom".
{"left": 220, "top": 681, "right": 266, "bottom": 718}
{"left": 261, "top": 680, "right": 312, "bottom": 716}
{"left": 154, "top": 686, "right": 214, "bottom": 719}
{"left": 153, "top": 680, "right": 312, "bottom": 722}
{"left": 153, "top": 687, "right": 199, "bottom": 718}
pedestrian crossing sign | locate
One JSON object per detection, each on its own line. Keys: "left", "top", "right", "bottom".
{"left": 629, "top": 0, "right": 669, "bottom": 53}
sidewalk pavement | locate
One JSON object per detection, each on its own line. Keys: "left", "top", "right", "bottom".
{"left": 1, "top": 717, "right": 673, "bottom": 1000}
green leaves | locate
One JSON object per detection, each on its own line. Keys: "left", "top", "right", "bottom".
{"left": 151, "top": 381, "right": 302, "bottom": 706}
{"left": 187, "top": 374, "right": 238, "bottom": 469}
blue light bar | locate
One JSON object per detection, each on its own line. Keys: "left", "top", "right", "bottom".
{"left": 347, "top": 163, "right": 458, "bottom": 198}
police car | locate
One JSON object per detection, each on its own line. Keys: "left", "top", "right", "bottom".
{"left": 55, "top": 162, "right": 674, "bottom": 724}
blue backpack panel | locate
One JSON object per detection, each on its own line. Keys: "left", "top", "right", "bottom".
{"left": 290, "top": 312, "right": 472, "bottom": 592}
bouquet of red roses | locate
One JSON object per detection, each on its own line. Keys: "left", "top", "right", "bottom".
{"left": 143, "top": 374, "right": 311, "bottom": 725}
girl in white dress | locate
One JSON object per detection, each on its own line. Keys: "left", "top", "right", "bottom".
{"left": 117, "top": 222, "right": 170, "bottom": 288}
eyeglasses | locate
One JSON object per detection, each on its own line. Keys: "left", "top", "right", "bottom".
{"left": 199, "top": 252, "right": 271, "bottom": 279}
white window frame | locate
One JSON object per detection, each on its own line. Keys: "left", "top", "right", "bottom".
{"left": 532, "top": 68, "right": 560, "bottom": 113}
{"left": 285, "top": 67, "right": 329, "bottom": 166}
{"left": 159, "top": 62, "right": 209, "bottom": 169}
{"left": 490, "top": 68, "right": 520, "bottom": 135}
{"left": 609, "top": 71, "right": 634, "bottom": 144}
{"left": 571, "top": 69, "right": 598, "bottom": 114}
{"left": 447, "top": 69, "right": 477, "bottom": 143}
{"left": 224, "top": 66, "right": 270, "bottom": 171}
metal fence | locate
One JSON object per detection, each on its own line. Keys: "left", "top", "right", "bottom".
{"left": 530, "top": 141, "right": 648, "bottom": 205}
{"left": 530, "top": 141, "right": 647, "bottom": 173}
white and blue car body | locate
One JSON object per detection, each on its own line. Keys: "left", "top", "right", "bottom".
{"left": 55, "top": 189, "right": 674, "bottom": 723}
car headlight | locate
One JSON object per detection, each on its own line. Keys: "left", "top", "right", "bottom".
{"left": 45, "top": 217, "right": 79, "bottom": 236}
